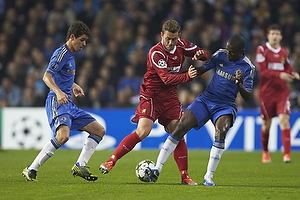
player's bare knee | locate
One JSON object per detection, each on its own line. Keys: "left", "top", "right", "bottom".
{"left": 97, "top": 125, "right": 106, "bottom": 137}
{"left": 136, "top": 130, "right": 150, "bottom": 140}
{"left": 56, "top": 134, "right": 69, "bottom": 144}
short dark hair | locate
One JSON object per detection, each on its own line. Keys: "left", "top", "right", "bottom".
{"left": 162, "top": 19, "right": 181, "bottom": 33}
{"left": 267, "top": 24, "right": 282, "bottom": 34}
{"left": 66, "top": 21, "right": 90, "bottom": 41}
{"left": 228, "top": 34, "right": 245, "bottom": 51}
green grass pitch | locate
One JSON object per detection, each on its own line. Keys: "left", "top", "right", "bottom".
{"left": 0, "top": 149, "right": 299, "bottom": 200}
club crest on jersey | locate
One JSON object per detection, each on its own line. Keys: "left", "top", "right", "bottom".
{"left": 281, "top": 57, "right": 285, "bottom": 64}
{"left": 142, "top": 109, "right": 146, "bottom": 113}
{"left": 157, "top": 59, "right": 167, "bottom": 68}
{"left": 60, "top": 117, "right": 67, "bottom": 121}
{"left": 219, "top": 63, "right": 223, "bottom": 67}
{"left": 235, "top": 69, "right": 242, "bottom": 75}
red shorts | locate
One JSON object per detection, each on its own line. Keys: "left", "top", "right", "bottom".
{"left": 260, "top": 95, "right": 290, "bottom": 120}
{"left": 131, "top": 95, "right": 183, "bottom": 132}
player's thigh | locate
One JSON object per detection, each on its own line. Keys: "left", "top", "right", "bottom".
{"left": 186, "top": 99, "right": 210, "bottom": 130}
{"left": 260, "top": 98, "right": 276, "bottom": 120}
{"left": 71, "top": 105, "right": 96, "bottom": 131}
{"left": 276, "top": 97, "right": 291, "bottom": 116}
{"left": 158, "top": 102, "right": 182, "bottom": 133}
{"left": 132, "top": 96, "right": 157, "bottom": 123}
{"left": 45, "top": 97, "right": 74, "bottom": 134}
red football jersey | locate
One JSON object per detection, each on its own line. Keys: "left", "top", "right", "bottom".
{"left": 256, "top": 42, "right": 294, "bottom": 99}
{"left": 140, "top": 38, "right": 208, "bottom": 100}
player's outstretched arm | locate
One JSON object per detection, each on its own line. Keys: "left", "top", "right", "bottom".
{"left": 192, "top": 49, "right": 208, "bottom": 61}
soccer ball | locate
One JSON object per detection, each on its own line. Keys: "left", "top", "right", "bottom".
{"left": 135, "top": 159, "right": 156, "bottom": 182}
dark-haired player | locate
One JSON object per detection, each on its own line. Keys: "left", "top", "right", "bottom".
{"left": 147, "top": 34, "right": 255, "bottom": 186}
{"left": 256, "top": 24, "right": 299, "bottom": 163}
{"left": 22, "top": 21, "right": 106, "bottom": 181}
{"left": 99, "top": 19, "right": 208, "bottom": 185}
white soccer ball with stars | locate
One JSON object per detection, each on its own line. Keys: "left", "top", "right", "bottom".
{"left": 135, "top": 159, "right": 156, "bottom": 182}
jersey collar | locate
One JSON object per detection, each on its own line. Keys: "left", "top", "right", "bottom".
{"left": 266, "top": 42, "right": 281, "bottom": 53}
{"left": 161, "top": 41, "right": 177, "bottom": 54}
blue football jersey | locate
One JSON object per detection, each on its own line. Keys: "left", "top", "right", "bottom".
{"left": 46, "top": 44, "right": 75, "bottom": 101}
{"left": 199, "top": 49, "right": 255, "bottom": 106}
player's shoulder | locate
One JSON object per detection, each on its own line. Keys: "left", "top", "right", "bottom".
{"left": 242, "top": 55, "right": 255, "bottom": 69}
{"left": 149, "top": 42, "right": 166, "bottom": 58}
{"left": 211, "top": 49, "right": 227, "bottom": 59}
{"left": 257, "top": 43, "right": 267, "bottom": 52}
{"left": 177, "top": 38, "right": 197, "bottom": 50}
{"left": 52, "top": 44, "right": 70, "bottom": 63}
{"left": 279, "top": 46, "right": 289, "bottom": 54}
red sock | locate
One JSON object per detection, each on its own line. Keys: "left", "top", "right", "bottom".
{"left": 173, "top": 139, "right": 188, "bottom": 180}
{"left": 261, "top": 129, "right": 269, "bottom": 152}
{"left": 281, "top": 129, "right": 291, "bottom": 155}
{"left": 107, "top": 132, "right": 141, "bottom": 165}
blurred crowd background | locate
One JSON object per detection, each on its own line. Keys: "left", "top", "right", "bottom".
{"left": 0, "top": 0, "right": 300, "bottom": 110}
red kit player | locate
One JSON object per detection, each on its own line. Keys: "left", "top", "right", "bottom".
{"left": 99, "top": 19, "right": 208, "bottom": 185}
{"left": 256, "top": 24, "right": 299, "bottom": 163}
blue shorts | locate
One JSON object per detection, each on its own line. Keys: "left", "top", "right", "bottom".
{"left": 45, "top": 96, "right": 95, "bottom": 134}
{"left": 187, "top": 97, "right": 237, "bottom": 130}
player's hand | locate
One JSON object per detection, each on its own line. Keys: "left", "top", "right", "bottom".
{"left": 188, "top": 65, "right": 197, "bottom": 79}
{"left": 73, "top": 83, "right": 85, "bottom": 97}
{"left": 291, "top": 71, "right": 300, "bottom": 80}
{"left": 235, "top": 71, "right": 244, "bottom": 84}
{"left": 57, "top": 91, "right": 69, "bottom": 105}
{"left": 280, "top": 72, "right": 294, "bottom": 83}
{"left": 192, "top": 50, "right": 205, "bottom": 61}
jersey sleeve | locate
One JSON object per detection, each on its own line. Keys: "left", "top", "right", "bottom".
{"left": 201, "top": 49, "right": 221, "bottom": 71}
{"left": 242, "top": 64, "right": 255, "bottom": 93}
{"left": 284, "top": 49, "right": 294, "bottom": 74}
{"left": 180, "top": 39, "right": 209, "bottom": 61}
{"left": 150, "top": 50, "right": 192, "bottom": 85}
{"left": 46, "top": 49, "right": 66, "bottom": 76}
{"left": 256, "top": 46, "right": 281, "bottom": 78}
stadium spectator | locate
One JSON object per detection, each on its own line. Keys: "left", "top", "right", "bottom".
{"left": 117, "top": 65, "right": 142, "bottom": 95}
{"left": 0, "top": 76, "right": 21, "bottom": 107}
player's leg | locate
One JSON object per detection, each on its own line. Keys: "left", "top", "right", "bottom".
{"left": 100, "top": 96, "right": 156, "bottom": 174}
{"left": 260, "top": 99, "right": 275, "bottom": 163}
{"left": 279, "top": 113, "right": 291, "bottom": 163}
{"left": 100, "top": 118, "right": 153, "bottom": 174}
{"left": 277, "top": 97, "right": 292, "bottom": 163}
{"left": 153, "top": 109, "right": 198, "bottom": 183}
{"left": 70, "top": 108, "right": 106, "bottom": 181}
{"left": 75, "top": 120, "right": 105, "bottom": 167}
{"left": 204, "top": 114, "right": 231, "bottom": 186}
{"left": 261, "top": 119, "right": 272, "bottom": 163}
{"left": 167, "top": 118, "right": 197, "bottom": 185}
{"left": 22, "top": 125, "right": 68, "bottom": 181}
{"left": 71, "top": 121, "right": 105, "bottom": 181}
